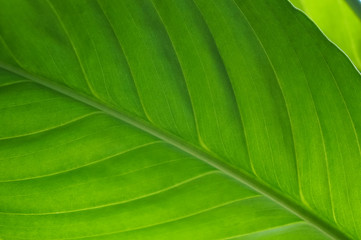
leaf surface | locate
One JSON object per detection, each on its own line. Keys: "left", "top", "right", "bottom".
{"left": 290, "top": 0, "right": 361, "bottom": 70}
{"left": 1, "top": 0, "right": 361, "bottom": 239}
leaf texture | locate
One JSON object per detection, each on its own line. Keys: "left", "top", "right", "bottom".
{"left": 290, "top": 0, "right": 361, "bottom": 70}
{"left": 0, "top": 0, "right": 361, "bottom": 239}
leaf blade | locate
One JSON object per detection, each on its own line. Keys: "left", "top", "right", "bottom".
{"left": 1, "top": 0, "right": 361, "bottom": 239}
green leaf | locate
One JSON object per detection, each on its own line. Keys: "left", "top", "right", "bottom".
{"left": 0, "top": 0, "right": 360, "bottom": 239}
{"left": 290, "top": 0, "right": 361, "bottom": 70}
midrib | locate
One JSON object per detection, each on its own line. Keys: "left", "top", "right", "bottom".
{"left": 0, "top": 62, "right": 349, "bottom": 240}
